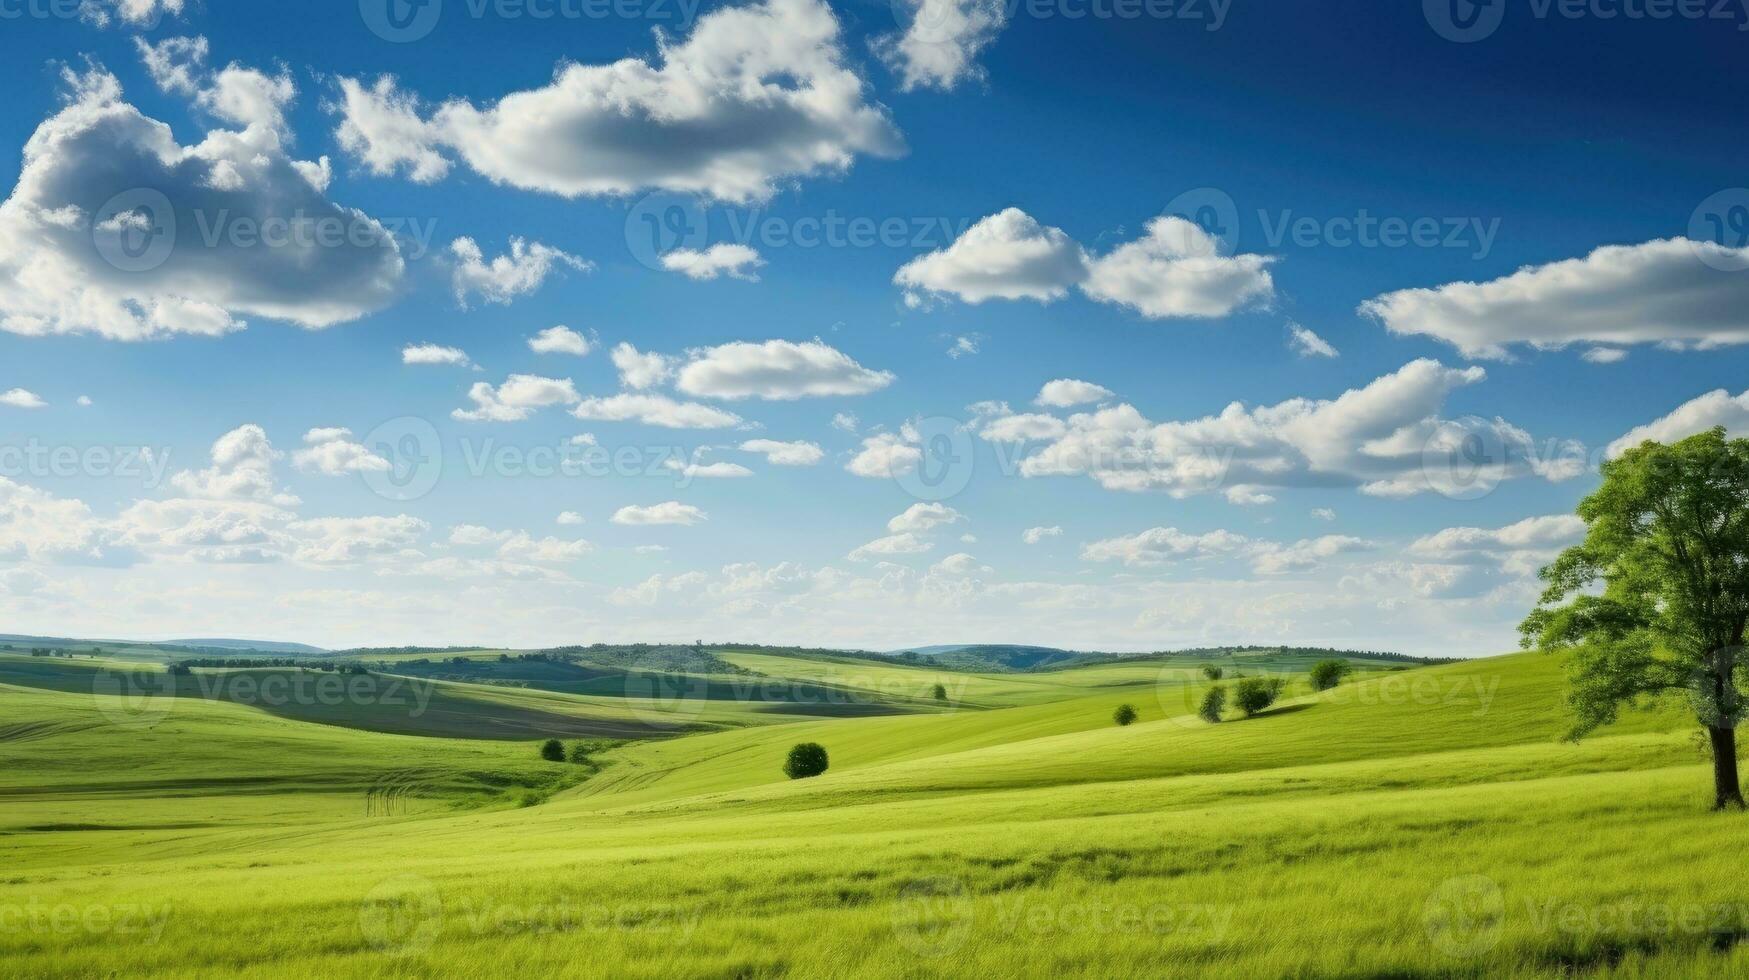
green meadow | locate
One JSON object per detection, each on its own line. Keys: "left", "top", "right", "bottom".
{"left": 1, "top": 645, "right": 1741, "bottom": 977}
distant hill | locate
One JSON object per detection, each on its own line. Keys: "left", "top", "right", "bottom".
{"left": 171, "top": 638, "right": 328, "bottom": 655}
{"left": 889, "top": 644, "right": 1087, "bottom": 671}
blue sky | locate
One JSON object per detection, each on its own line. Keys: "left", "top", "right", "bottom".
{"left": 0, "top": 0, "right": 1746, "bottom": 654}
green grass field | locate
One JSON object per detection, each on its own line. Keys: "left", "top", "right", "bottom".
{"left": 1, "top": 645, "right": 1740, "bottom": 978}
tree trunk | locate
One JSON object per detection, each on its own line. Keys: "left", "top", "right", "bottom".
{"left": 1709, "top": 725, "right": 1745, "bottom": 810}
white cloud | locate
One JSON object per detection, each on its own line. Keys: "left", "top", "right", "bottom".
{"left": 1081, "top": 216, "right": 1276, "bottom": 319}
{"left": 931, "top": 552, "right": 989, "bottom": 576}
{"left": 1582, "top": 347, "right": 1626, "bottom": 364}
{"left": 888, "top": 502, "right": 963, "bottom": 534}
{"left": 1311, "top": 508, "right": 1337, "bottom": 521}
{"left": 946, "top": 335, "right": 981, "bottom": 359}
{"left": 557, "top": 511, "right": 584, "bottom": 526}
{"left": 1286, "top": 322, "right": 1338, "bottom": 358}
{"left": 449, "top": 524, "right": 592, "bottom": 563}
{"left": 84, "top": 0, "right": 185, "bottom": 28}
{"left": 675, "top": 339, "right": 894, "bottom": 400}
{"left": 1081, "top": 527, "right": 1250, "bottom": 567}
{"left": 895, "top": 208, "right": 1087, "bottom": 305}
{"left": 402, "top": 343, "right": 470, "bottom": 366}
{"left": 660, "top": 244, "right": 765, "bottom": 281}
{"left": 1249, "top": 535, "right": 1371, "bottom": 575}
{"left": 849, "top": 531, "right": 933, "bottom": 560}
{"left": 665, "top": 457, "right": 754, "bottom": 479}
{"left": 331, "top": 0, "right": 902, "bottom": 203}
{"left": 1409, "top": 515, "right": 1585, "bottom": 559}
{"left": 449, "top": 237, "right": 589, "bottom": 308}
{"left": 740, "top": 439, "right": 824, "bottom": 465}
{"left": 1016, "top": 359, "right": 1566, "bottom": 499}
{"left": 571, "top": 393, "right": 742, "bottom": 429}
{"left": 169, "top": 424, "right": 298, "bottom": 507}
{"left": 610, "top": 342, "right": 675, "bottom": 390}
{"left": 1224, "top": 485, "right": 1275, "bottom": 506}
{"left": 978, "top": 412, "right": 1067, "bottom": 443}
{"left": 831, "top": 412, "right": 860, "bottom": 433}
{"left": 1036, "top": 378, "right": 1112, "bottom": 408}
{"left": 897, "top": 208, "right": 1275, "bottom": 319}
{"left": 197, "top": 64, "right": 297, "bottom": 135}
{"left": 134, "top": 35, "right": 208, "bottom": 96}
{"left": 1607, "top": 387, "right": 1749, "bottom": 458}
{"left": 453, "top": 374, "right": 580, "bottom": 422}
{"left": 528, "top": 325, "right": 593, "bottom": 356}
{"left": 0, "top": 68, "right": 403, "bottom": 341}
{"left": 0, "top": 388, "right": 46, "bottom": 409}
{"left": 1021, "top": 525, "right": 1062, "bottom": 545}
{"left": 877, "top": 0, "right": 1007, "bottom": 91}
{"left": 1359, "top": 237, "right": 1749, "bottom": 358}
{"left": 75, "top": 395, "right": 93, "bottom": 408}
{"left": 292, "top": 427, "right": 390, "bottom": 476}
{"left": 612, "top": 501, "right": 707, "bottom": 526}
{"left": 846, "top": 432, "right": 922, "bottom": 478}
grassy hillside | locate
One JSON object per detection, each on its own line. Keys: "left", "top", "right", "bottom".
{"left": 1, "top": 646, "right": 1736, "bottom": 978}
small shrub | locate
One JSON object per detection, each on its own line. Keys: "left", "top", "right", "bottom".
{"left": 1113, "top": 703, "right": 1138, "bottom": 726}
{"left": 931, "top": 683, "right": 948, "bottom": 702}
{"left": 1232, "top": 677, "right": 1284, "bottom": 718}
{"left": 166, "top": 663, "right": 192, "bottom": 676}
{"left": 1309, "top": 659, "right": 1350, "bottom": 691}
{"left": 784, "top": 742, "right": 829, "bottom": 779}
{"left": 1198, "top": 685, "right": 1225, "bottom": 723}
{"left": 539, "top": 739, "right": 565, "bottom": 762}
{"left": 1201, "top": 665, "right": 1223, "bottom": 681}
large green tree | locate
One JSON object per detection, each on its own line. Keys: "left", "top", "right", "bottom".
{"left": 1521, "top": 427, "right": 1749, "bottom": 809}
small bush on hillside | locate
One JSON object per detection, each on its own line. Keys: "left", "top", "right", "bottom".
{"left": 539, "top": 739, "right": 565, "bottom": 762}
{"left": 931, "top": 683, "right": 948, "bottom": 702}
{"left": 1113, "top": 703, "right": 1138, "bottom": 726}
{"left": 1233, "top": 677, "right": 1284, "bottom": 718}
{"left": 1309, "top": 659, "right": 1350, "bottom": 691}
{"left": 166, "top": 663, "right": 192, "bottom": 676}
{"left": 1201, "top": 665, "right": 1223, "bottom": 681}
{"left": 1199, "top": 686, "right": 1226, "bottom": 723}
{"left": 784, "top": 742, "right": 829, "bottom": 779}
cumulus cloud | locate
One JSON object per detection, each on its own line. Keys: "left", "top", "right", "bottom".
{"left": 0, "top": 388, "right": 46, "bottom": 409}
{"left": 888, "top": 502, "right": 963, "bottom": 533}
{"left": 449, "top": 524, "right": 592, "bottom": 563}
{"left": 1021, "top": 525, "right": 1062, "bottom": 544}
{"left": 292, "top": 427, "right": 390, "bottom": 476}
{"left": 666, "top": 456, "right": 754, "bottom": 479}
{"left": 877, "top": 0, "right": 1007, "bottom": 91}
{"left": 449, "top": 237, "right": 589, "bottom": 307}
{"left": 1013, "top": 359, "right": 1568, "bottom": 499}
{"left": 849, "top": 531, "right": 933, "bottom": 560}
{"left": 135, "top": 35, "right": 208, "bottom": 96}
{"left": 1036, "top": 378, "right": 1112, "bottom": 408}
{"left": 675, "top": 339, "right": 893, "bottom": 400}
{"left": 1607, "top": 388, "right": 1749, "bottom": 458}
{"left": 1286, "top": 322, "right": 1338, "bottom": 358}
{"left": 1081, "top": 527, "right": 1250, "bottom": 567}
{"left": 571, "top": 392, "right": 742, "bottom": 429}
{"left": 557, "top": 511, "right": 584, "bottom": 526}
{"left": 169, "top": 424, "right": 299, "bottom": 507}
{"left": 528, "top": 325, "right": 593, "bottom": 356}
{"left": 740, "top": 439, "right": 825, "bottom": 465}
{"left": 1582, "top": 347, "right": 1626, "bottom": 364}
{"left": 453, "top": 374, "right": 580, "bottom": 422}
{"left": 0, "top": 68, "right": 403, "bottom": 341}
{"left": 610, "top": 342, "right": 675, "bottom": 390}
{"left": 402, "top": 343, "right": 470, "bottom": 366}
{"left": 897, "top": 209, "right": 1275, "bottom": 319}
{"left": 895, "top": 208, "right": 1086, "bottom": 305}
{"left": 612, "top": 501, "right": 707, "bottom": 525}
{"left": 1081, "top": 217, "right": 1275, "bottom": 319}
{"left": 661, "top": 244, "right": 765, "bottom": 281}
{"left": 331, "top": 0, "right": 902, "bottom": 202}
{"left": 845, "top": 431, "right": 922, "bottom": 478}
{"left": 1409, "top": 514, "right": 1585, "bottom": 560}
{"left": 1249, "top": 535, "right": 1371, "bottom": 575}
{"left": 1359, "top": 237, "right": 1749, "bottom": 359}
